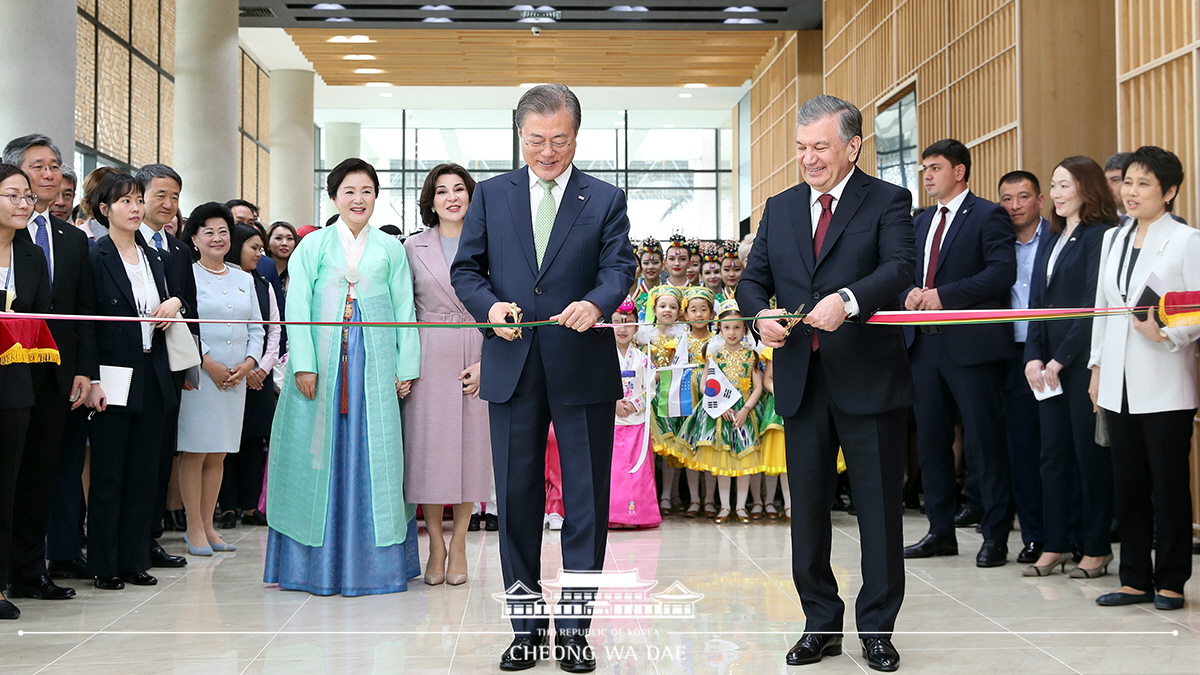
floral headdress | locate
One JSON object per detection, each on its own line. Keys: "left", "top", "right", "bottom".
{"left": 615, "top": 296, "right": 637, "bottom": 319}
{"left": 639, "top": 235, "right": 663, "bottom": 257}
{"left": 720, "top": 240, "right": 740, "bottom": 261}
{"left": 700, "top": 242, "right": 721, "bottom": 264}
{"left": 666, "top": 230, "right": 689, "bottom": 253}
{"left": 686, "top": 237, "right": 701, "bottom": 256}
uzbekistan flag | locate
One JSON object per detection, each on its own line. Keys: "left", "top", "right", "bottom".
{"left": 702, "top": 358, "right": 741, "bottom": 419}
{"left": 664, "top": 364, "right": 695, "bottom": 417}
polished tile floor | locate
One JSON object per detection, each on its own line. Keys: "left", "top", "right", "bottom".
{"left": 3, "top": 510, "right": 1198, "bottom": 674}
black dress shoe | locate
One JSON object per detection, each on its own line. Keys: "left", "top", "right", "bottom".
{"left": 1016, "top": 542, "right": 1043, "bottom": 564}
{"left": 557, "top": 633, "right": 597, "bottom": 673}
{"left": 0, "top": 599, "right": 19, "bottom": 620}
{"left": 150, "top": 542, "right": 187, "bottom": 568}
{"left": 485, "top": 513, "right": 499, "bottom": 531}
{"left": 168, "top": 509, "right": 188, "bottom": 532}
{"left": 953, "top": 505, "right": 983, "bottom": 528}
{"left": 499, "top": 633, "right": 548, "bottom": 671}
{"left": 217, "top": 510, "right": 239, "bottom": 529}
{"left": 93, "top": 576, "right": 125, "bottom": 590}
{"left": 242, "top": 510, "right": 268, "bottom": 526}
{"left": 785, "top": 633, "right": 843, "bottom": 666}
{"left": 6, "top": 575, "right": 76, "bottom": 600}
{"left": 903, "top": 533, "right": 958, "bottom": 559}
{"left": 47, "top": 558, "right": 90, "bottom": 579}
{"left": 119, "top": 571, "right": 158, "bottom": 586}
{"left": 861, "top": 637, "right": 900, "bottom": 672}
{"left": 467, "top": 513, "right": 481, "bottom": 532}
{"left": 976, "top": 540, "right": 1008, "bottom": 567}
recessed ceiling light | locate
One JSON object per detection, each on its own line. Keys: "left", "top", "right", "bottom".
{"left": 379, "top": 92, "right": 393, "bottom": 97}
{"left": 313, "top": 3, "right": 346, "bottom": 9}
{"left": 723, "top": 6, "right": 759, "bottom": 11}
{"left": 608, "top": 5, "right": 648, "bottom": 10}
{"left": 365, "top": 82, "right": 393, "bottom": 87}
{"left": 724, "top": 18, "right": 763, "bottom": 23}
{"left": 678, "top": 93, "right": 693, "bottom": 98}
{"left": 325, "top": 17, "right": 353, "bottom": 22}
{"left": 422, "top": 17, "right": 453, "bottom": 22}
{"left": 327, "top": 34, "right": 373, "bottom": 43}
{"left": 683, "top": 83, "right": 707, "bottom": 88}
{"left": 354, "top": 68, "right": 384, "bottom": 74}
{"left": 343, "top": 54, "right": 376, "bottom": 60}
{"left": 420, "top": 4, "right": 454, "bottom": 9}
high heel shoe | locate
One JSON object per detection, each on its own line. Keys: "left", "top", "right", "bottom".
{"left": 1068, "top": 553, "right": 1113, "bottom": 578}
{"left": 184, "top": 533, "right": 212, "bottom": 557}
{"left": 446, "top": 552, "right": 468, "bottom": 586}
{"left": 1022, "top": 552, "right": 1073, "bottom": 577}
{"left": 425, "top": 550, "right": 446, "bottom": 586}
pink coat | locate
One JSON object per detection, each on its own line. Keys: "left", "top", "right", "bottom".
{"left": 402, "top": 228, "right": 492, "bottom": 504}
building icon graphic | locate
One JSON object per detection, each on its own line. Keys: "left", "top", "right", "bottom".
{"left": 492, "top": 570, "right": 704, "bottom": 619}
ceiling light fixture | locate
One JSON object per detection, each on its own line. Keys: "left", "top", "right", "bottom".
{"left": 420, "top": 4, "right": 454, "bottom": 9}
{"left": 422, "top": 17, "right": 453, "bottom": 22}
{"left": 312, "top": 3, "right": 346, "bottom": 9}
{"left": 354, "top": 68, "right": 384, "bottom": 74}
{"left": 325, "top": 17, "right": 353, "bottom": 22}
{"left": 724, "top": 18, "right": 763, "bottom": 23}
{"left": 343, "top": 54, "right": 376, "bottom": 60}
{"left": 327, "top": 34, "right": 373, "bottom": 43}
{"left": 365, "top": 82, "right": 393, "bottom": 87}
{"left": 683, "top": 83, "right": 707, "bottom": 88}
{"left": 608, "top": 5, "right": 648, "bottom": 10}
{"left": 723, "top": 6, "right": 759, "bottom": 11}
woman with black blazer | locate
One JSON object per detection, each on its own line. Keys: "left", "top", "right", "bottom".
{"left": 84, "top": 172, "right": 183, "bottom": 590}
{"left": 1022, "top": 156, "right": 1117, "bottom": 579}
{"left": 1089, "top": 146, "right": 1200, "bottom": 610}
{"left": 0, "top": 164, "right": 51, "bottom": 619}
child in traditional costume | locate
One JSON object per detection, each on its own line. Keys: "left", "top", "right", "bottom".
{"left": 640, "top": 285, "right": 688, "bottom": 515}
{"left": 609, "top": 299, "right": 661, "bottom": 529}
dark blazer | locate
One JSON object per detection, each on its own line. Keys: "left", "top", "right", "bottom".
{"left": 15, "top": 214, "right": 99, "bottom": 392}
{"left": 90, "top": 235, "right": 177, "bottom": 413}
{"left": 0, "top": 238, "right": 53, "bottom": 410}
{"left": 1024, "top": 222, "right": 1113, "bottom": 369}
{"left": 257, "top": 255, "right": 286, "bottom": 353}
{"left": 451, "top": 166, "right": 637, "bottom": 405}
{"left": 906, "top": 190, "right": 1016, "bottom": 365}
{"left": 738, "top": 168, "right": 917, "bottom": 417}
{"left": 158, "top": 230, "right": 199, "bottom": 336}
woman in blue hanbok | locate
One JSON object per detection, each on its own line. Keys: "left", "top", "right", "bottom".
{"left": 264, "top": 158, "right": 422, "bottom": 596}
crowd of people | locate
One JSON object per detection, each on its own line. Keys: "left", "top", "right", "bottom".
{"left": 0, "top": 89, "right": 1196, "bottom": 672}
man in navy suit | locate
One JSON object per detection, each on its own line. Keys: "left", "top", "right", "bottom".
{"left": 452, "top": 84, "right": 635, "bottom": 673}
{"left": 739, "top": 94, "right": 915, "bottom": 673}
{"left": 901, "top": 139, "right": 1017, "bottom": 568}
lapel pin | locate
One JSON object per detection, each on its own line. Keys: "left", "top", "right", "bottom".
{"left": 577, "top": 195, "right": 585, "bottom": 201}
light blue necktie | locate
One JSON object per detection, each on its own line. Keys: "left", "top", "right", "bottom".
{"left": 152, "top": 231, "right": 164, "bottom": 250}
{"left": 534, "top": 178, "right": 557, "bottom": 268}
{"left": 34, "top": 215, "right": 52, "bottom": 285}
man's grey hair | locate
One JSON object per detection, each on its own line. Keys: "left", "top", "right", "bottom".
{"left": 796, "top": 95, "right": 862, "bottom": 144}
{"left": 515, "top": 84, "right": 582, "bottom": 132}
{"left": 61, "top": 164, "right": 77, "bottom": 187}
{"left": 3, "top": 133, "right": 63, "bottom": 167}
{"left": 1104, "top": 152, "right": 1133, "bottom": 173}
{"left": 135, "top": 163, "right": 183, "bottom": 193}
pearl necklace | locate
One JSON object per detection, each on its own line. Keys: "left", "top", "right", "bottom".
{"left": 198, "top": 261, "right": 228, "bottom": 275}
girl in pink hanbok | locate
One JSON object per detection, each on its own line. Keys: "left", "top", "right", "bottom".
{"left": 608, "top": 299, "right": 661, "bottom": 529}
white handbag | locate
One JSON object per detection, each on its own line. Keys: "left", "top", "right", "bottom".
{"left": 164, "top": 312, "right": 202, "bottom": 371}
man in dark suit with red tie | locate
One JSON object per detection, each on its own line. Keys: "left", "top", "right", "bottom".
{"left": 452, "top": 84, "right": 635, "bottom": 673}
{"left": 901, "top": 139, "right": 1016, "bottom": 568}
{"left": 2, "top": 134, "right": 98, "bottom": 601}
{"left": 738, "top": 95, "right": 915, "bottom": 672}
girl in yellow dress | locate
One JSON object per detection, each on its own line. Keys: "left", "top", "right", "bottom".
{"left": 639, "top": 285, "right": 688, "bottom": 515}
{"left": 677, "top": 286, "right": 718, "bottom": 518}
{"left": 759, "top": 350, "right": 790, "bottom": 521}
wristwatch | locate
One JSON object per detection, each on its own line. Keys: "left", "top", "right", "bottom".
{"left": 837, "top": 289, "right": 852, "bottom": 316}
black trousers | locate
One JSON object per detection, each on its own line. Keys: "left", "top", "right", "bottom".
{"left": 45, "top": 405, "right": 89, "bottom": 562}
{"left": 912, "top": 333, "right": 1012, "bottom": 541}
{"left": 1106, "top": 394, "right": 1195, "bottom": 594}
{"left": 488, "top": 332, "right": 614, "bottom": 636}
{"left": 1003, "top": 347, "right": 1044, "bottom": 544}
{"left": 786, "top": 352, "right": 907, "bottom": 638}
{"left": 1038, "top": 361, "right": 1113, "bottom": 555}
{"left": 7, "top": 370, "right": 69, "bottom": 583}
{"left": 0, "top": 407, "right": 32, "bottom": 586}
{"left": 149, "top": 399, "right": 181, "bottom": 540}
{"left": 221, "top": 436, "right": 266, "bottom": 512}
{"left": 87, "top": 356, "right": 166, "bottom": 578}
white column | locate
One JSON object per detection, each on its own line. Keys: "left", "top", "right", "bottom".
{"left": 269, "top": 70, "right": 315, "bottom": 227}
{"left": 0, "top": 0, "right": 75, "bottom": 154}
{"left": 174, "top": 0, "right": 240, "bottom": 207}
{"left": 324, "top": 122, "right": 362, "bottom": 168}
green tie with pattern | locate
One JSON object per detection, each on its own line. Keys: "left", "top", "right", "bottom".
{"left": 534, "top": 178, "right": 557, "bottom": 268}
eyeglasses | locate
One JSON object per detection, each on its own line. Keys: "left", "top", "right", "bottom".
{"left": 0, "top": 192, "right": 38, "bottom": 205}
{"left": 25, "top": 162, "right": 62, "bottom": 175}
{"left": 522, "top": 137, "right": 574, "bottom": 151}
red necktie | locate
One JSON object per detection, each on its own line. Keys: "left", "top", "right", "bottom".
{"left": 924, "top": 206, "right": 950, "bottom": 287}
{"left": 812, "top": 193, "right": 834, "bottom": 351}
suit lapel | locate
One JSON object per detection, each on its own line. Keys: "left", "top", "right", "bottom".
{"left": 412, "top": 229, "right": 460, "bottom": 307}
{"left": 99, "top": 239, "right": 138, "bottom": 310}
{"left": 505, "top": 170, "right": 538, "bottom": 276}
{"left": 538, "top": 169, "right": 587, "bottom": 279}
{"left": 935, "top": 192, "right": 973, "bottom": 276}
{"left": 1046, "top": 231, "right": 1080, "bottom": 289}
{"left": 790, "top": 184, "right": 815, "bottom": 275}
{"left": 815, "top": 171, "right": 869, "bottom": 269}
{"left": 12, "top": 245, "right": 42, "bottom": 309}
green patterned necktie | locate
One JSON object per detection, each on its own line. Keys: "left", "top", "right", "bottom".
{"left": 534, "top": 178, "right": 558, "bottom": 268}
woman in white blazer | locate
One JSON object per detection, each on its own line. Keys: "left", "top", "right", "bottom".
{"left": 1088, "top": 146, "right": 1200, "bottom": 610}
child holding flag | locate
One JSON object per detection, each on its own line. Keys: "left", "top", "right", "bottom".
{"left": 759, "top": 350, "right": 789, "bottom": 521}
{"left": 609, "top": 299, "right": 660, "bottom": 529}
{"left": 640, "top": 285, "right": 689, "bottom": 516}
{"left": 683, "top": 300, "right": 764, "bottom": 523}
{"left": 679, "top": 287, "right": 718, "bottom": 518}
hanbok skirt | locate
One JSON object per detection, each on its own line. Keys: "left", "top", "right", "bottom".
{"left": 609, "top": 423, "right": 661, "bottom": 527}
{"left": 263, "top": 302, "right": 421, "bottom": 596}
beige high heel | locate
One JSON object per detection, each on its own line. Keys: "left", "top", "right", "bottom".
{"left": 1022, "top": 552, "right": 1073, "bottom": 577}
{"left": 446, "top": 549, "right": 468, "bottom": 586}
{"left": 1068, "top": 553, "right": 1114, "bottom": 579}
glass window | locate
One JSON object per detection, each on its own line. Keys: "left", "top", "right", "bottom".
{"left": 874, "top": 91, "right": 919, "bottom": 209}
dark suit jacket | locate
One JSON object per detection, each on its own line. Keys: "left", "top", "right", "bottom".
{"left": 1024, "top": 222, "right": 1113, "bottom": 369}
{"left": 451, "top": 166, "right": 637, "bottom": 405}
{"left": 15, "top": 215, "right": 99, "bottom": 393}
{"left": 906, "top": 190, "right": 1016, "bottom": 365}
{"left": 90, "top": 236, "right": 177, "bottom": 413}
{"left": 0, "top": 238, "right": 53, "bottom": 410}
{"left": 738, "top": 168, "right": 917, "bottom": 417}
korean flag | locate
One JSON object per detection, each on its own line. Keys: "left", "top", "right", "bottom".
{"left": 702, "top": 358, "right": 741, "bottom": 419}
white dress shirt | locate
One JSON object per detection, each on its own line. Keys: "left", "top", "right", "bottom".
{"left": 528, "top": 163, "right": 573, "bottom": 220}
{"left": 27, "top": 208, "right": 55, "bottom": 279}
{"left": 139, "top": 222, "right": 169, "bottom": 250}
{"left": 921, "top": 188, "right": 971, "bottom": 286}
{"left": 808, "top": 168, "right": 860, "bottom": 316}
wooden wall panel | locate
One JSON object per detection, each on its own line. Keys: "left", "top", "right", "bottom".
{"left": 1118, "top": 0, "right": 1195, "bottom": 73}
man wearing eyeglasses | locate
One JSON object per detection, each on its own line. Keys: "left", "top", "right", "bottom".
{"left": 452, "top": 84, "right": 636, "bottom": 673}
{"left": 1, "top": 134, "right": 97, "bottom": 603}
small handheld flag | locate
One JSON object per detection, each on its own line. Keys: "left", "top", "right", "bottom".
{"left": 702, "top": 357, "right": 741, "bottom": 419}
